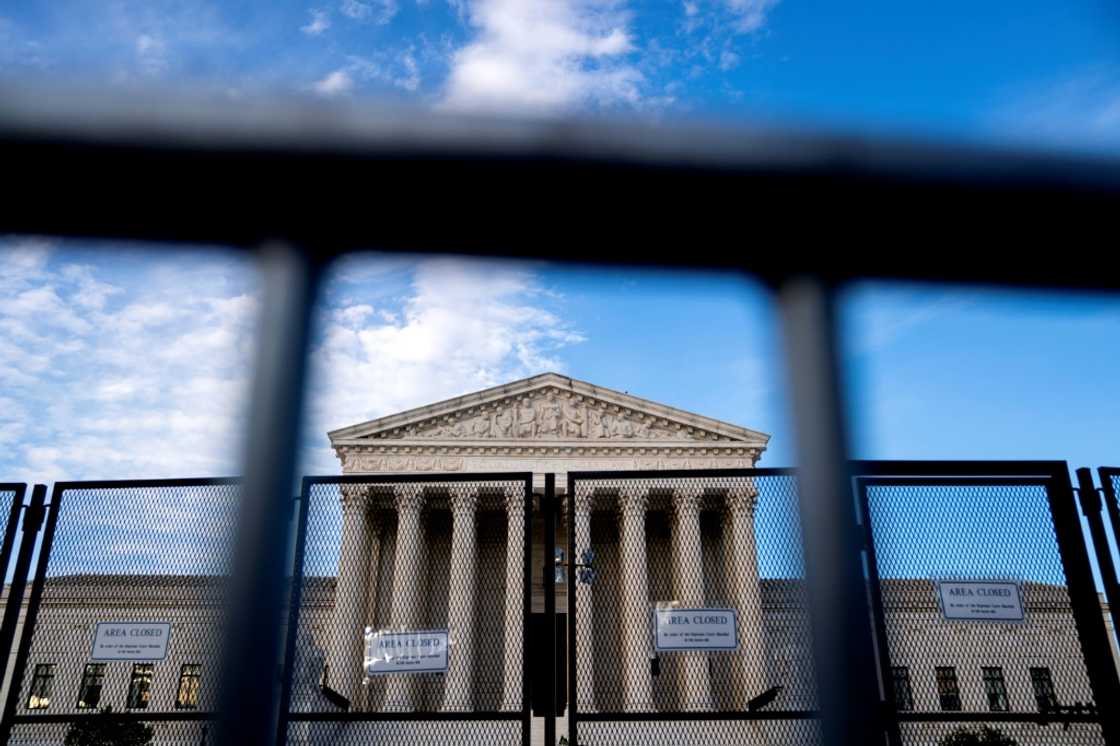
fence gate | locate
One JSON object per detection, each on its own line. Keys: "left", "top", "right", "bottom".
{"left": 564, "top": 468, "right": 820, "bottom": 746}
{"left": 855, "top": 461, "right": 1120, "bottom": 746}
{"left": 279, "top": 473, "right": 534, "bottom": 746}
{"left": 0, "top": 478, "right": 242, "bottom": 746}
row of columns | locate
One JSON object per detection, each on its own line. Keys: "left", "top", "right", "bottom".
{"left": 573, "top": 485, "right": 763, "bottom": 713}
{"left": 327, "top": 484, "right": 525, "bottom": 713}
{"left": 327, "top": 482, "right": 762, "bottom": 715}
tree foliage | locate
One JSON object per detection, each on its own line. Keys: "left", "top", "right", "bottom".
{"left": 63, "top": 706, "right": 154, "bottom": 746}
{"left": 939, "top": 726, "right": 1018, "bottom": 746}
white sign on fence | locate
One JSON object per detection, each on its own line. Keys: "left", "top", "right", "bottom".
{"left": 935, "top": 580, "right": 1025, "bottom": 622}
{"left": 653, "top": 608, "right": 738, "bottom": 651}
{"left": 91, "top": 622, "right": 171, "bottom": 660}
{"left": 364, "top": 629, "right": 449, "bottom": 675}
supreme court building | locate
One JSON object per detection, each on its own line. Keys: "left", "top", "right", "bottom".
{"left": 4, "top": 373, "right": 1115, "bottom": 746}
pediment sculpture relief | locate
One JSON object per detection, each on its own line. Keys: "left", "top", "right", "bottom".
{"left": 371, "top": 388, "right": 729, "bottom": 442}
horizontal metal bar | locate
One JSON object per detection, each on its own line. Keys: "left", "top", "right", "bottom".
{"left": 568, "top": 468, "right": 796, "bottom": 480}
{"left": 858, "top": 477, "right": 1050, "bottom": 488}
{"left": 302, "top": 472, "right": 535, "bottom": 486}
{"left": 52, "top": 478, "right": 242, "bottom": 490}
{"left": 576, "top": 710, "right": 819, "bottom": 721}
{"left": 850, "top": 461, "right": 1070, "bottom": 478}
{"left": 284, "top": 712, "right": 525, "bottom": 722}
{"left": 11, "top": 712, "right": 217, "bottom": 723}
{"left": 895, "top": 712, "right": 1100, "bottom": 724}
{"left": 3, "top": 89, "right": 1120, "bottom": 289}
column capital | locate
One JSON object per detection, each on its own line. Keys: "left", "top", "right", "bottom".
{"left": 394, "top": 485, "right": 426, "bottom": 514}
{"left": 672, "top": 486, "right": 705, "bottom": 516}
{"left": 726, "top": 484, "right": 759, "bottom": 516}
{"left": 503, "top": 486, "right": 526, "bottom": 514}
{"left": 573, "top": 490, "right": 595, "bottom": 515}
{"left": 448, "top": 485, "right": 479, "bottom": 516}
{"left": 615, "top": 485, "right": 648, "bottom": 521}
{"left": 340, "top": 485, "right": 369, "bottom": 512}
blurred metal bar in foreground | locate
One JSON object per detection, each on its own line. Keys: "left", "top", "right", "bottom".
{"left": 776, "top": 277, "right": 884, "bottom": 746}
{"left": 216, "top": 244, "right": 321, "bottom": 746}
{"left": 2, "top": 87, "right": 1120, "bottom": 290}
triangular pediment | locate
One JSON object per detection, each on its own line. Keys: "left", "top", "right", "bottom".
{"left": 328, "top": 373, "right": 770, "bottom": 446}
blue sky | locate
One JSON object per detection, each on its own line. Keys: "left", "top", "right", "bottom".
{"left": 3, "top": 0, "right": 1120, "bottom": 587}
{"left": 3, "top": 241, "right": 1120, "bottom": 482}
{"left": 1, "top": 0, "right": 1118, "bottom": 150}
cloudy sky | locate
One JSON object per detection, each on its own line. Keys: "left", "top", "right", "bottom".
{"left": 2, "top": 0, "right": 1119, "bottom": 148}
{"left": 2, "top": 0, "right": 1120, "bottom": 483}
{"left": 3, "top": 236, "right": 1120, "bottom": 485}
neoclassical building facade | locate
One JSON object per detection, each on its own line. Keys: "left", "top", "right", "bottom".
{"left": 2, "top": 373, "right": 1112, "bottom": 746}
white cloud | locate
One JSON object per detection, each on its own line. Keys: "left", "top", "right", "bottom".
{"left": 0, "top": 242, "right": 584, "bottom": 483}
{"left": 314, "top": 68, "right": 354, "bottom": 95}
{"left": 724, "top": 0, "right": 778, "bottom": 32}
{"left": 0, "top": 240, "right": 258, "bottom": 482}
{"left": 135, "top": 33, "right": 168, "bottom": 73}
{"left": 340, "top": 0, "right": 398, "bottom": 24}
{"left": 442, "top": 0, "right": 643, "bottom": 112}
{"left": 718, "top": 49, "right": 739, "bottom": 70}
{"left": 318, "top": 50, "right": 424, "bottom": 95}
{"left": 301, "top": 8, "right": 331, "bottom": 35}
{"left": 303, "top": 256, "right": 584, "bottom": 471}
{"left": 992, "top": 67, "right": 1120, "bottom": 150}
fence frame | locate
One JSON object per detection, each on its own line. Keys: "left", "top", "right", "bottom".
{"left": 565, "top": 466, "right": 819, "bottom": 746}
{"left": 0, "top": 477, "right": 241, "bottom": 744}
{"left": 277, "top": 471, "right": 536, "bottom": 746}
{"left": 853, "top": 460, "right": 1120, "bottom": 746}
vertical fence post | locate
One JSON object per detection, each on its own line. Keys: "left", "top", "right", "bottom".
{"left": 775, "top": 276, "right": 885, "bottom": 746}
{"left": 854, "top": 479, "right": 902, "bottom": 746}
{"left": 1076, "top": 468, "right": 1120, "bottom": 651}
{"left": 566, "top": 473, "right": 577, "bottom": 746}
{"left": 0, "top": 483, "right": 29, "bottom": 699}
{"left": 215, "top": 243, "right": 321, "bottom": 746}
{"left": 1049, "top": 467, "right": 1120, "bottom": 744}
{"left": 0, "top": 484, "right": 61, "bottom": 746}
{"left": 275, "top": 484, "right": 312, "bottom": 746}
{"left": 542, "top": 473, "right": 557, "bottom": 746}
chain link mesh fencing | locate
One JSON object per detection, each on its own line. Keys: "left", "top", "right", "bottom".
{"left": 1, "top": 480, "right": 240, "bottom": 745}
{"left": 566, "top": 470, "right": 819, "bottom": 746}
{"left": 862, "top": 477, "right": 1107, "bottom": 746}
{"left": 281, "top": 475, "right": 532, "bottom": 746}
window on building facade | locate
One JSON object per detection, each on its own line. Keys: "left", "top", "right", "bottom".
{"left": 76, "top": 663, "right": 106, "bottom": 709}
{"left": 176, "top": 664, "right": 201, "bottom": 709}
{"left": 982, "top": 667, "right": 1009, "bottom": 711}
{"left": 935, "top": 666, "right": 961, "bottom": 711}
{"left": 1030, "top": 667, "right": 1058, "bottom": 712}
{"left": 127, "top": 663, "right": 154, "bottom": 709}
{"left": 891, "top": 667, "right": 914, "bottom": 710}
{"left": 27, "top": 664, "right": 55, "bottom": 710}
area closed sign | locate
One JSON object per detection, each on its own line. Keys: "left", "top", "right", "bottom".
{"left": 935, "top": 580, "right": 1025, "bottom": 621}
{"left": 654, "top": 608, "right": 738, "bottom": 651}
{"left": 364, "top": 629, "right": 449, "bottom": 675}
{"left": 91, "top": 622, "right": 171, "bottom": 660}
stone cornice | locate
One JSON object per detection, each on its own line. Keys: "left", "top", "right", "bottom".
{"left": 327, "top": 372, "right": 771, "bottom": 445}
{"left": 332, "top": 439, "right": 765, "bottom": 453}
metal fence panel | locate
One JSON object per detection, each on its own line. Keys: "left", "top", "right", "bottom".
{"left": 859, "top": 473, "right": 1112, "bottom": 746}
{"left": 280, "top": 474, "right": 533, "bottom": 746}
{"left": 0, "top": 479, "right": 241, "bottom": 744}
{"left": 566, "top": 469, "right": 819, "bottom": 746}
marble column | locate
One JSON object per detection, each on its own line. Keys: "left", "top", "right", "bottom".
{"left": 383, "top": 485, "right": 426, "bottom": 712}
{"left": 573, "top": 490, "right": 596, "bottom": 712}
{"left": 441, "top": 485, "right": 479, "bottom": 711}
{"left": 326, "top": 486, "right": 371, "bottom": 705}
{"left": 359, "top": 511, "right": 383, "bottom": 712}
{"left": 617, "top": 485, "right": 655, "bottom": 712}
{"left": 672, "top": 486, "right": 714, "bottom": 711}
{"left": 726, "top": 484, "right": 765, "bottom": 709}
{"left": 500, "top": 487, "right": 526, "bottom": 711}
